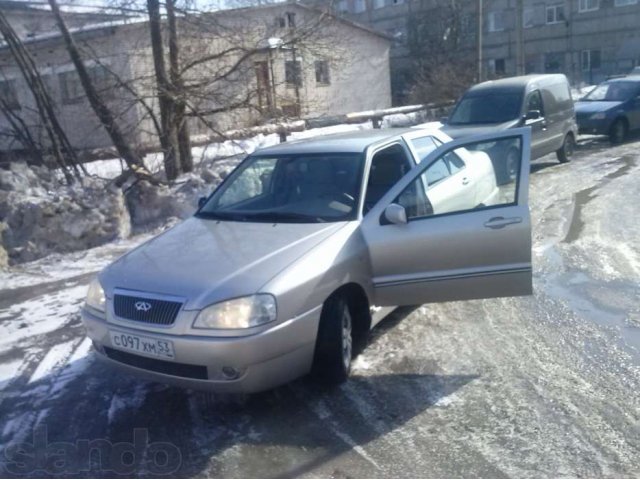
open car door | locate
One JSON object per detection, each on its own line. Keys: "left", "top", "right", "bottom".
{"left": 361, "top": 128, "right": 532, "bottom": 307}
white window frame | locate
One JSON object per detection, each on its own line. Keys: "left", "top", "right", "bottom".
{"left": 581, "top": 49, "right": 601, "bottom": 71}
{"left": 614, "top": 0, "right": 637, "bottom": 7}
{"left": 579, "top": 0, "right": 599, "bottom": 12}
{"left": 546, "top": 4, "right": 565, "bottom": 24}
{"left": 487, "top": 11, "right": 505, "bottom": 32}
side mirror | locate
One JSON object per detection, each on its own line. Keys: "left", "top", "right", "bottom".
{"left": 440, "top": 116, "right": 448, "bottom": 124}
{"left": 383, "top": 203, "right": 408, "bottom": 225}
{"left": 198, "top": 197, "right": 207, "bottom": 209}
{"left": 524, "top": 110, "right": 541, "bottom": 121}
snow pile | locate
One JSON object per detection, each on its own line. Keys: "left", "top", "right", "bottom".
{"left": 0, "top": 163, "right": 130, "bottom": 266}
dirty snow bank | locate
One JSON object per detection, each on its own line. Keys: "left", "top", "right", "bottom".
{"left": 0, "top": 163, "right": 130, "bottom": 267}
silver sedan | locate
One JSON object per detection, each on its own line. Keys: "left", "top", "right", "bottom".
{"left": 82, "top": 127, "right": 532, "bottom": 393}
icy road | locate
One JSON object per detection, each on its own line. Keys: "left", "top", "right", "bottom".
{"left": 0, "top": 136, "right": 639, "bottom": 478}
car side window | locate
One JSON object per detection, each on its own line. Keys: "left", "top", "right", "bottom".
{"left": 526, "top": 90, "right": 544, "bottom": 116}
{"left": 394, "top": 137, "right": 522, "bottom": 220}
{"left": 443, "top": 151, "right": 465, "bottom": 174}
{"left": 408, "top": 135, "right": 439, "bottom": 163}
{"left": 425, "top": 158, "right": 450, "bottom": 185}
{"left": 364, "top": 144, "right": 412, "bottom": 214}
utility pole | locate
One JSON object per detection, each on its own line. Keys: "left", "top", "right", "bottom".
{"left": 515, "top": 0, "right": 524, "bottom": 75}
{"left": 478, "top": 0, "right": 483, "bottom": 81}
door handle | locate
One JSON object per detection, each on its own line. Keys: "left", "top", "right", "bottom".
{"left": 484, "top": 216, "right": 523, "bottom": 229}
{"left": 462, "top": 177, "right": 469, "bottom": 185}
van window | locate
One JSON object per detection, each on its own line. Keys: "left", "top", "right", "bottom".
{"left": 526, "top": 90, "right": 544, "bottom": 115}
{"left": 448, "top": 91, "right": 523, "bottom": 125}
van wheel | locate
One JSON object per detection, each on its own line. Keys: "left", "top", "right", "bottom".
{"left": 609, "top": 119, "right": 628, "bottom": 144}
{"left": 312, "top": 294, "right": 352, "bottom": 385}
{"left": 556, "top": 133, "right": 575, "bottom": 163}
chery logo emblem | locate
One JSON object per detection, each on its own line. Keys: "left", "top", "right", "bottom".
{"left": 134, "top": 301, "right": 152, "bottom": 312}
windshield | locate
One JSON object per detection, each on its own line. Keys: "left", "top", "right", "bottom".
{"left": 448, "top": 92, "right": 523, "bottom": 125}
{"left": 197, "top": 153, "right": 364, "bottom": 223}
{"left": 582, "top": 81, "right": 639, "bottom": 102}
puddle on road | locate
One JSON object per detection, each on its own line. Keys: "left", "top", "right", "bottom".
{"left": 563, "top": 155, "right": 638, "bottom": 243}
{"left": 545, "top": 271, "right": 640, "bottom": 363}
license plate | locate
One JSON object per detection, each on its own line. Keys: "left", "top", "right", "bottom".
{"left": 109, "top": 330, "right": 175, "bottom": 359}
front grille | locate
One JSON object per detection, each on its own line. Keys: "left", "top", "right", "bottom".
{"left": 113, "top": 294, "right": 182, "bottom": 326}
{"left": 104, "top": 347, "right": 208, "bottom": 380}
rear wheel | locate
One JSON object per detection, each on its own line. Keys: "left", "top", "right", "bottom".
{"left": 312, "top": 294, "right": 353, "bottom": 385}
{"left": 609, "top": 118, "right": 628, "bottom": 144}
{"left": 556, "top": 133, "right": 575, "bottom": 163}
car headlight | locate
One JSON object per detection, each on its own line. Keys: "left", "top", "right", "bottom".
{"left": 85, "top": 278, "right": 106, "bottom": 313}
{"left": 590, "top": 112, "right": 606, "bottom": 120}
{"left": 193, "top": 294, "right": 277, "bottom": 329}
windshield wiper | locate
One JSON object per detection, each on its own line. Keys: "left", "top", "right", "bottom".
{"left": 241, "top": 211, "right": 326, "bottom": 223}
{"left": 195, "top": 211, "right": 249, "bottom": 221}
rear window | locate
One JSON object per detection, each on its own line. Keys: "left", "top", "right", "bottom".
{"left": 448, "top": 91, "right": 523, "bottom": 125}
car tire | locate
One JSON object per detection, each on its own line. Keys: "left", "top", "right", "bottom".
{"left": 556, "top": 133, "right": 575, "bottom": 163}
{"left": 312, "top": 294, "right": 353, "bottom": 385}
{"left": 609, "top": 118, "right": 628, "bottom": 144}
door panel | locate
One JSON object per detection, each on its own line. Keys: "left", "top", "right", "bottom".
{"left": 361, "top": 129, "right": 532, "bottom": 307}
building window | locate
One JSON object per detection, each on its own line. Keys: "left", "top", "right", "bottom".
{"left": 579, "top": 0, "right": 599, "bottom": 12}
{"left": 582, "top": 49, "right": 601, "bottom": 71}
{"left": 59, "top": 65, "right": 112, "bottom": 105}
{"left": 0, "top": 79, "right": 20, "bottom": 110}
{"left": 286, "top": 12, "right": 296, "bottom": 28}
{"left": 353, "top": 0, "right": 366, "bottom": 13}
{"left": 373, "top": 0, "right": 385, "bottom": 8}
{"left": 392, "top": 0, "right": 405, "bottom": 4}
{"left": 544, "top": 52, "right": 564, "bottom": 72}
{"left": 489, "top": 58, "right": 506, "bottom": 75}
{"left": 546, "top": 4, "right": 565, "bottom": 24}
{"left": 285, "top": 60, "right": 302, "bottom": 87}
{"left": 615, "top": 0, "right": 637, "bottom": 6}
{"left": 487, "top": 11, "right": 505, "bottom": 32}
{"left": 336, "top": 0, "right": 348, "bottom": 13}
{"left": 523, "top": 7, "right": 535, "bottom": 28}
{"left": 275, "top": 16, "right": 286, "bottom": 28}
{"left": 314, "top": 60, "right": 330, "bottom": 85}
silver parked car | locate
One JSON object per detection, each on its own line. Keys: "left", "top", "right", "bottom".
{"left": 82, "top": 128, "right": 532, "bottom": 393}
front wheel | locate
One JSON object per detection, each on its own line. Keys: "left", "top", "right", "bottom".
{"left": 556, "top": 133, "right": 575, "bottom": 163}
{"left": 609, "top": 119, "right": 628, "bottom": 144}
{"left": 312, "top": 294, "right": 353, "bottom": 385}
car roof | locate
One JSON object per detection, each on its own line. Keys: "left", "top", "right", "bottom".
{"left": 465, "top": 74, "right": 568, "bottom": 95}
{"left": 253, "top": 128, "right": 420, "bottom": 155}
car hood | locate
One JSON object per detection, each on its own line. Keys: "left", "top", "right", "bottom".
{"left": 441, "top": 120, "right": 520, "bottom": 139}
{"left": 575, "top": 101, "right": 622, "bottom": 114}
{"left": 100, "top": 217, "right": 348, "bottom": 310}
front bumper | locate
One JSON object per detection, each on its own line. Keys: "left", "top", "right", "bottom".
{"left": 577, "top": 117, "right": 610, "bottom": 135}
{"left": 82, "top": 306, "right": 321, "bottom": 393}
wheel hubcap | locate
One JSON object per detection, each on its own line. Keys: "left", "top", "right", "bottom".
{"left": 565, "top": 137, "right": 574, "bottom": 157}
{"left": 341, "top": 308, "right": 353, "bottom": 369}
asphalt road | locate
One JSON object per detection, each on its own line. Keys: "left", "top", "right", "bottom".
{"left": 0, "top": 135, "right": 639, "bottom": 478}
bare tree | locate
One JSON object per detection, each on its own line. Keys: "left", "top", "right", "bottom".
{"left": 47, "top": 0, "right": 154, "bottom": 182}
{"left": 0, "top": 9, "right": 82, "bottom": 182}
{"left": 407, "top": 1, "right": 476, "bottom": 104}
